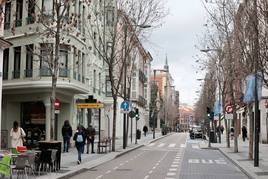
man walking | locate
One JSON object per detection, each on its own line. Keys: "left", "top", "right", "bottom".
{"left": 86, "top": 125, "right": 96, "bottom": 154}
{"left": 242, "top": 125, "right": 247, "bottom": 142}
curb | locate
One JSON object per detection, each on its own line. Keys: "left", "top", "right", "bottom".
{"left": 57, "top": 133, "right": 171, "bottom": 179}
{"left": 217, "top": 148, "right": 254, "bottom": 179}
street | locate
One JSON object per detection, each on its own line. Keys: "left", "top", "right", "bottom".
{"left": 69, "top": 133, "right": 248, "bottom": 179}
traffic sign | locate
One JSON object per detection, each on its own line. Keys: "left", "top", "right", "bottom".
{"left": 225, "top": 113, "right": 233, "bottom": 120}
{"left": 265, "top": 100, "right": 268, "bottom": 108}
{"left": 225, "top": 105, "right": 233, "bottom": 114}
{"left": 77, "top": 103, "right": 104, "bottom": 109}
{"left": 120, "top": 100, "right": 130, "bottom": 111}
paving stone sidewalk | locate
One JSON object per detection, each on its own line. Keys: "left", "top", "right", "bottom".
{"left": 200, "top": 132, "right": 268, "bottom": 179}
{"left": 36, "top": 132, "right": 166, "bottom": 179}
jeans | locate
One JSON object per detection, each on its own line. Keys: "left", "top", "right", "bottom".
{"left": 63, "top": 136, "right": 70, "bottom": 152}
{"left": 76, "top": 143, "right": 83, "bottom": 162}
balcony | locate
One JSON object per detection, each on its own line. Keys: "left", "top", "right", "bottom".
{"left": 24, "top": 69, "right": 33, "bottom": 78}
{"left": 13, "top": 70, "right": 20, "bottom": 79}
{"left": 59, "top": 68, "right": 69, "bottom": 77}
{"left": 40, "top": 68, "right": 51, "bottom": 76}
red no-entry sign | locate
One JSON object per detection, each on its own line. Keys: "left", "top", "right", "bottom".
{"left": 225, "top": 105, "right": 233, "bottom": 114}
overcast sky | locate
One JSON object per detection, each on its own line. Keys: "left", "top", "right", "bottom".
{"left": 146, "top": 0, "right": 207, "bottom": 107}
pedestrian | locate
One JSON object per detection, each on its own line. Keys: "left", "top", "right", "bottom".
{"left": 230, "top": 127, "right": 234, "bottom": 140}
{"left": 10, "top": 121, "right": 26, "bottom": 148}
{"left": 143, "top": 125, "right": 148, "bottom": 136}
{"left": 73, "top": 125, "right": 86, "bottom": 164}
{"left": 242, "top": 125, "right": 247, "bottom": 142}
{"left": 87, "top": 125, "right": 96, "bottom": 153}
{"left": 62, "top": 120, "right": 72, "bottom": 153}
{"left": 81, "top": 125, "right": 86, "bottom": 153}
{"left": 220, "top": 125, "right": 224, "bottom": 134}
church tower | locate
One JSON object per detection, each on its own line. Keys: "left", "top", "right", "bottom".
{"left": 164, "top": 54, "right": 169, "bottom": 72}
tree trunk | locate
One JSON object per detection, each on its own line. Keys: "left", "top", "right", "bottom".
{"left": 224, "top": 114, "right": 230, "bottom": 148}
{"left": 249, "top": 104, "right": 254, "bottom": 160}
{"left": 112, "top": 97, "right": 117, "bottom": 152}
{"left": 50, "top": 76, "right": 57, "bottom": 140}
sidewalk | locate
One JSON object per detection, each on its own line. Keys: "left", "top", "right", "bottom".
{"left": 200, "top": 133, "right": 268, "bottom": 179}
{"left": 37, "top": 132, "right": 165, "bottom": 179}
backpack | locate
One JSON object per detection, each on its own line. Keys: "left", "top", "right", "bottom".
{"left": 76, "top": 134, "right": 83, "bottom": 142}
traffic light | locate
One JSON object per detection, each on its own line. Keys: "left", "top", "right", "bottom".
{"left": 207, "top": 107, "right": 210, "bottom": 117}
{"left": 135, "top": 108, "right": 140, "bottom": 120}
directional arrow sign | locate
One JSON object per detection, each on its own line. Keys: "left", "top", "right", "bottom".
{"left": 120, "top": 100, "right": 129, "bottom": 111}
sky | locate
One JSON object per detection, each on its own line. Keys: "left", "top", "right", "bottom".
{"left": 146, "top": 0, "right": 207, "bottom": 107}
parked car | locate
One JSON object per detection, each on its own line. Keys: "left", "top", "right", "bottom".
{"left": 189, "top": 126, "right": 203, "bottom": 139}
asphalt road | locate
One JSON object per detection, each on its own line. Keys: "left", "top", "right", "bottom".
{"left": 69, "top": 133, "right": 249, "bottom": 179}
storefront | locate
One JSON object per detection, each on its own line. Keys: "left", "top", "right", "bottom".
{"left": 21, "top": 101, "right": 46, "bottom": 148}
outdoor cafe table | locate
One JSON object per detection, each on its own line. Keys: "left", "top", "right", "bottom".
{"left": 38, "top": 141, "right": 62, "bottom": 170}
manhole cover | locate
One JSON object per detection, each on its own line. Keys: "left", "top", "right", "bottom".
{"left": 255, "top": 172, "right": 268, "bottom": 176}
{"left": 116, "top": 169, "right": 132, "bottom": 171}
{"left": 237, "top": 159, "right": 251, "bottom": 161}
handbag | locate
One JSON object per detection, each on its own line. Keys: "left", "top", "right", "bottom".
{"left": 20, "top": 128, "right": 26, "bottom": 144}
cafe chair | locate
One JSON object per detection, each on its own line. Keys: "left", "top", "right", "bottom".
{"left": 24, "top": 152, "right": 36, "bottom": 177}
{"left": 37, "top": 150, "right": 55, "bottom": 175}
{"left": 0, "top": 155, "right": 12, "bottom": 179}
{"left": 12, "top": 155, "right": 29, "bottom": 179}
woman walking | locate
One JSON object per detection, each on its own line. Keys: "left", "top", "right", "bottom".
{"left": 73, "top": 125, "right": 86, "bottom": 164}
{"left": 62, "top": 120, "right": 72, "bottom": 152}
{"left": 10, "top": 121, "right": 26, "bottom": 148}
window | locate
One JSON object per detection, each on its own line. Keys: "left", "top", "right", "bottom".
{"left": 42, "top": 0, "right": 54, "bottom": 15}
{"left": 4, "top": 2, "right": 11, "bottom": 29}
{"left": 106, "top": 7, "right": 114, "bottom": 26}
{"left": 59, "top": 45, "right": 69, "bottom": 77}
{"left": 27, "top": 0, "right": 35, "bottom": 24}
{"left": 15, "top": 0, "right": 23, "bottom": 27}
{"left": 106, "top": 76, "right": 112, "bottom": 97}
{"left": 82, "top": 53, "right": 85, "bottom": 82}
{"left": 93, "top": 70, "right": 96, "bottom": 93}
{"left": 26, "top": 44, "right": 34, "bottom": 77}
{"left": 14, "top": 47, "right": 21, "bottom": 79}
{"left": 3, "top": 49, "right": 9, "bottom": 80}
{"left": 99, "top": 73, "right": 101, "bottom": 95}
{"left": 40, "top": 44, "right": 52, "bottom": 76}
{"left": 82, "top": 6, "right": 85, "bottom": 34}
{"left": 78, "top": 1, "right": 82, "bottom": 31}
{"left": 73, "top": 47, "right": 77, "bottom": 79}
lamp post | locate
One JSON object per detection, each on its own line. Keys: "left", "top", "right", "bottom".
{"left": 122, "top": 23, "right": 151, "bottom": 149}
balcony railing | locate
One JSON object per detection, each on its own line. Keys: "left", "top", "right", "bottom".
{"left": 15, "top": 19, "right": 22, "bottom": 27}
{"left": 26, "top": 16, "right": 35, "bottom": 24}
{"left": 13, "top": 70, "right": 20, "bottom": 79}
{"left": 24, "top": 69, "right": 33, "bottom": 78}
{"left": 3, "top": 72, "right": 8, "bottom": 80}
{"left": 4, "top": 22, "right": 10, "bottom": 30}
{"left": 59, "top": 68, "right": 69, "bottom": 77}
{"left": 40, "top": 68, "right": 51, "bottom": 76}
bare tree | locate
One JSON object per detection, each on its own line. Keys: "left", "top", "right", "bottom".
{"left": 85, "top": 0, "right": 167, "bottom": 151}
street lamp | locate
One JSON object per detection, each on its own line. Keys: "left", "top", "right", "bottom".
{"left": 122, "top": 23, "right": 151, "bottom": 149}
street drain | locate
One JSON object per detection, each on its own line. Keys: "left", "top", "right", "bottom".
{"left": 255, "top": 172, "right": 268, "bottom": 176}
{"left": 116, "top": 169, "right": 132, "bottom": 171}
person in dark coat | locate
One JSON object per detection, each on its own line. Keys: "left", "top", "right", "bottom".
{"left": 143, "top": 125, "right": 148, "bottom": 136}
{"left": 73, "top": 125, "right": 86, "bottom": 164}
{"left": 86, "top": 125, "right": 96, "bottom": 154}
{"left": 242, "top": 126, "right": 247, "bottom": 142}
{"left": 62, "top": 120, "right": 72, "bottom": 152}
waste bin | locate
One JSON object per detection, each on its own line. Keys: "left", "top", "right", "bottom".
{"left": 209, "top": 131, "right": 216, "bottom": 143}
{"left": 136, "top": 129, "right": 141, "bottom": 139}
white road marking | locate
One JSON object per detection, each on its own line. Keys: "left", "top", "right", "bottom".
{"left": 174, "top": 159, "right": 180, "bottom": 161}
{"left": 125, "top": 160, "right": 129, "bottom": 163}
{"left": 180, "top": 144, "right": 186, "bottom": 148}
{"left": 168, "top": 143, "right": 176, "bottom": 148}
{"left": 158, "top": 143, "right": 165, "bottom": 147}
{"left": 192, "top": 144, "right": 200, "bottom": 149}
{"left": 171, "top": 164, "right": 179, "bottom": 167}
{"left": 149, "top": 170, "right": 153, "bottom": 174}
{"left": 96, "top": 175, "right": 103, "bottom": 179}
{"left": 119, "top": 163, "right": 124, "bottom": 166}
{"left": 169, "top": 168, "right": 177, "bottom": 171}
{"left": 148, "top": 143, "right": 155, "bottom": 147}
{"left": 167, "top": 172, "right": 176, "bottom": 176}
{"left": 144, "top": 175, "right": 149, "bottom": 179}
{"left": 106, "top": 170, "right": 111, "bottom": 174}
{"left": 152, "top": 166, "right": 156, "bottom": 169}
{"left": 188, "top": 159, "right": 227, "bottom": 164}
{"left": 173, "top": 161, "right": 180, "bottom": 164}
{"left": 113, "top": 166, "right": 118, "bottom": 170}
